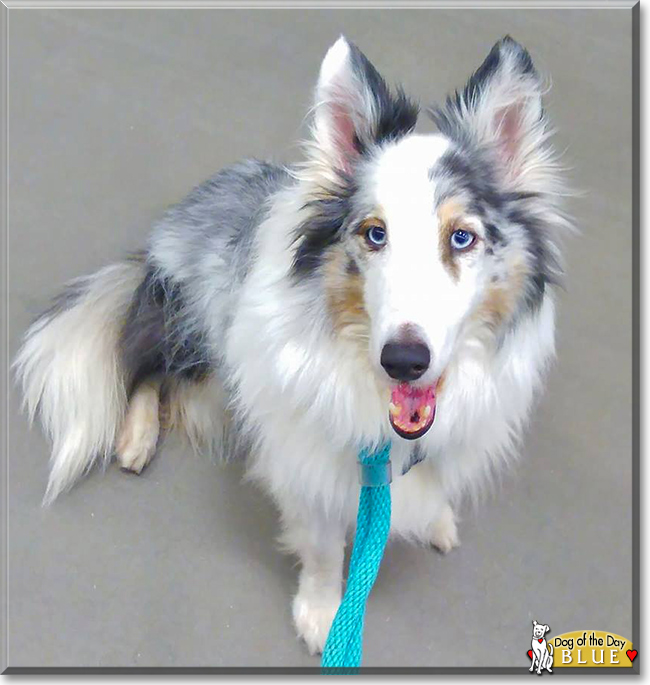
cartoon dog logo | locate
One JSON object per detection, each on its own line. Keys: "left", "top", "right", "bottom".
{"left": 529, "top": 620, "right": 554, "bottom": 675}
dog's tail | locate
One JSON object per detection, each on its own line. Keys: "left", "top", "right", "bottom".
{"left": 14, "top": 257, "right": 146, "bottom": 504}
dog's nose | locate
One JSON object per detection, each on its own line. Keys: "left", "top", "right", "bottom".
{"left": 380, "top": 340, "right": 431, "bottom": 382}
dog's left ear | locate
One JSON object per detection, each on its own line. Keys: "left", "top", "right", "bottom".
{"left": 545, "top": 625, "right": 550, "bottom": 633}
{"left": 431, "top": 37, "right": 548, "bottom": 189}
{"left": 312, "top": 37, "right": 418, "bottom": 172}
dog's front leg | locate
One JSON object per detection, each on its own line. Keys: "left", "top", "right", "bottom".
{"left": 390, "top": 463, "right": 460, "bottom": 551}
{"left": 280, "top": 504, "right": 347, "bottom": 655}
{"left": 533, "top": 653, "right": 543, "bottom": 673}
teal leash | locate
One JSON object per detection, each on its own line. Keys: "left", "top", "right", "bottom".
{"left": 321, "top": 442, "right": 392, "bottom": 672}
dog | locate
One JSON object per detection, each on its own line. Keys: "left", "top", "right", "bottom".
{"left": 15, "top": 36, "right": 569, "bottom": 655}
{"left": 530, "top": 621, "right": 554, "bottom": 674}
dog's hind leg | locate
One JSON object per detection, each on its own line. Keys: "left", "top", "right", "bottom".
{"left": 116, "top": 378, "right": 162, "bottom": 474}
{"left": 165, "top": 375, "right": 228, "bottom": 458}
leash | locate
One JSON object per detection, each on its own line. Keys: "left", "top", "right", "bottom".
{"left": 321, "top": 442, "right": 392, "bottom": 672}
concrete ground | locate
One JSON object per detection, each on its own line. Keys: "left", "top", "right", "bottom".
{"left": 6, "top": 6, "right": 634, "bottom": 670}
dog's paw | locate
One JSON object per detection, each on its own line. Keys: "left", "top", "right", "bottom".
{"left": 292, "top": 589, "right": 340, "bottom": 655}
{"left": 429, "top": 504, "right": 460, "bottom": 554}
{"left": 116, "top": 418, "right": 159, "bottom": 474}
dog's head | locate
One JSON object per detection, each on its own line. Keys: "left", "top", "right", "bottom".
{"left": 532, "top": 620, "right": 551, "bottom": 639}
{"left": 293, "top": 36, "right": 566, "bottom": 440}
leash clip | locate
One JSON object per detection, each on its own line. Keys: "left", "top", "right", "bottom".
{"left": 358, "top": 460, "right": 392, "bottom": 487}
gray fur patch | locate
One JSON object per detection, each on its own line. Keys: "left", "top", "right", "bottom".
{"left": 153, "top": 159, "right": 290, "bottom": 282}
{"left": 141, "top": 159, "right": 290, "bottom": 379}
{"left": 119, "top": 267, "right": 212, "bottom": 393}
{"left": 402, "top": 443, "right": 426, "bottom": 475}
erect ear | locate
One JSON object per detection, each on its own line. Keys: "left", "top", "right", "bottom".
{"left": 533, "top": 620, "right": 538, "bottom": 626}
{"left": 312, "top": 37, "right": 418, "bottom": 172}
{"left": 430, "top": 37, "right": 547, "bottom": 188}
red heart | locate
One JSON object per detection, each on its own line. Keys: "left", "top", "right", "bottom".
{"left": 527, "top": 650, "right": 533, "bottom": 660}
{"left": 538, "top": 638, "right": 543, "bottom": 643}
{"left": 627, "top": 650, "right": 638, "bottom": 663}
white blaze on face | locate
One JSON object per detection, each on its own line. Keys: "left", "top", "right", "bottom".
{"left": 362, "top": 133, "right": 483, "bottom": 380}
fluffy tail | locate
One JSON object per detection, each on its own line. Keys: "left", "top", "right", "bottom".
{"left": 14, "top": 258, "right": 146, "bottom": 504}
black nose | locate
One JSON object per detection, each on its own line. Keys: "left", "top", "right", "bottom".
{"left": 380, "top": 341, "right": 431, "bottom": 381}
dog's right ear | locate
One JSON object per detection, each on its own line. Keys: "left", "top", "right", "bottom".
{"left": 533, "top": 620, "right": 538, "bottom": 626}
{"left": 312, "top": 36, "right": 418, "bottom": 173}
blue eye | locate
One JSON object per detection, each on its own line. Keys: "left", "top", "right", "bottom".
{"left": 364, "top": 222, "right": 387, "bottom": 249}
{"left": 450, "top": 228, "right": 476, "bottom": 251}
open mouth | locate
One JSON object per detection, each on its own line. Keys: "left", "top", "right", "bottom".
{"left": 388, "top": 382, "right": 437, "bottom": 440}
